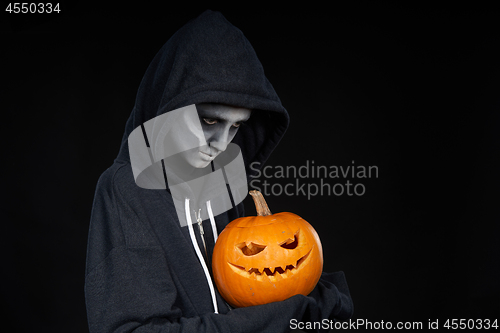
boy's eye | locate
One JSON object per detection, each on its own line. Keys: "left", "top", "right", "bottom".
{"left": 203, "top": 118, "right": 218, "bottom": 125}
{"left": 203, "top": 118, "right": 244, "bottom": 128}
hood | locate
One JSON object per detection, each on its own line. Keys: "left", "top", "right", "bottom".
{"left": 116, "top": 10, "right": 289, "bottom": 181}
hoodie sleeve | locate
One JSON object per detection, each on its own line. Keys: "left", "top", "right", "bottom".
{"left": 85, "top": 169, "right": 353, "bottom": 333}
{"left": 85, "top": 250, "right": 352, "bottom": 333}
{"left": 307, "top": 272, "right": 354, "bottom": 321}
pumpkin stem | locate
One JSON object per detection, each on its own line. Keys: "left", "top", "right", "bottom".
{"left": 249, "top": 190, "right": 272, "bottom": 216}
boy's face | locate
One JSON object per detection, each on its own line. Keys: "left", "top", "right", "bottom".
{"left": 169, "top": 103, "right": 251, "bottom": 169}
{"left": 196, "top": 103, "right": 251, "bottom": 163}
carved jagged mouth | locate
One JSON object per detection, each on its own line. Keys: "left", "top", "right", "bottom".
{"left": 228, "top": 249, "right": 312, "bottom": 281}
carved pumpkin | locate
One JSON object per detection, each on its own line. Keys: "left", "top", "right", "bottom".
{"left": 212, "top": 190, "right": 323, "bottom": 308}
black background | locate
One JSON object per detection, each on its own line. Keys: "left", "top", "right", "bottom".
{"left": 2, "top": 3, "right": 499, "bottom": 332}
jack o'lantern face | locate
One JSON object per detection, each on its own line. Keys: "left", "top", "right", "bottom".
{"left": 227, "top": 227, "right": 314, "bottom": 283}
{"left": 212, "top": 211, "right": 323, "bottom": 308}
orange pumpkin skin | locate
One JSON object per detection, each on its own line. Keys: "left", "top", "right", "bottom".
{"left": 212, "top": 203, "right": 323, "bottom": 308}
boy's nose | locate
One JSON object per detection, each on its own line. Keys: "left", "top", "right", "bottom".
{"left": 208, "top": 126, "right": 231, "bottom": 153}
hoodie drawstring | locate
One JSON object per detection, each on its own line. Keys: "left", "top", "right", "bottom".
{"left": 184, "top": 198, "right": 219, "bottom": 314}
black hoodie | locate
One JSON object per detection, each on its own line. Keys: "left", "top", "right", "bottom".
{"left": 85, "top": 10, "right": 353, "bottom": 333}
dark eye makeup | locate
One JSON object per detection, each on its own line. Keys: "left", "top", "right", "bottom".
{"left": 202, "top": 117, "right": 244, "bottom": 128}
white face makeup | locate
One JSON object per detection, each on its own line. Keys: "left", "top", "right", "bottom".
{"left": 130, "top": 103, "right": 252, "bottom": 188}
{"left": 172, "top": 103, "right": 251, "bottom": 169}
{"left": 128, "top": 103, "right": 251, "bottom": 225}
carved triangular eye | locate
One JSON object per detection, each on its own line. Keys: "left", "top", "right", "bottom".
{"left": 280, "top": 230, "right": 299, "bottom": 249}
{"left": 236, "top": 242, "right": 266, "bottom": 256}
